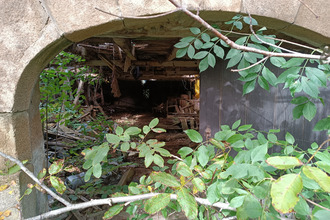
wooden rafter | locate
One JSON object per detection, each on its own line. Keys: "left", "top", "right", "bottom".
{"left": 113, "top": 38, "right": 137, "bottom": 60}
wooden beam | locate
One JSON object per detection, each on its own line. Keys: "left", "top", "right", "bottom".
{"left": 132, "top": 61, "right": 198, "bottom": 67}
{"left": 167, "top": 47, "right": 178, "bottom": 61}
{"left": 85, "top": 59, "right": 124, "bottom": 69}
{"left": 113, "top": 38, "right": 137, "bottom": 60}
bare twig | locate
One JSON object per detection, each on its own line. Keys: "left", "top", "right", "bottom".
{"left": 247, "top": 14, "right": 298, "bottom": 54}
{"left": 301, "top": 194, "right": 330, "bottom": 211}
{"left": 168, "top": 0, "right": 329, "bottom": 63}
{"left": 95, "top": 7, "right": 180, "bottom": 19}
{"left": 26, "top": 193, "right": 234, "bottom": 220}
{"left": 307, "top": 138, "right": 330, "bottom": 163}
{"left": 171, "top": 154, "right": 184, "bottom": 161}
{"left": 297, "top": 0, "right": 319, "bottom": 18}
{"left": 0, "top": 151, "right": 71, "bottom": 207}
{"left": 231, "top": 56, "right": 269, "bottom": 72}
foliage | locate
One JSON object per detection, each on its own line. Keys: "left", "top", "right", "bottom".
{"left": 80, "top": 118, "right": 330, "bottom": 220}
{"left": 174, "top": 14, "right": 330, "bottom": 124}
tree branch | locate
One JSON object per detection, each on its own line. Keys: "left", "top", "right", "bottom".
{"left": 26, "top": 193, "right": 235, "bottom": 220}
{"left": 231, "top": 56, "right": 269, "bottom": 72}
{"left": 168, "top": 0, "right": 330, "bottom": 63}
{"left": 0, "top": 151, "right": 71, "bottom": 207}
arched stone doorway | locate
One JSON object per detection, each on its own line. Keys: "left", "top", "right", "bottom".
{"left": 1, "top": 0, "right": 329, "bottom": 218}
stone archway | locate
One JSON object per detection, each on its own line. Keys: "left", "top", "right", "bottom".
{"left": 1, "top": 0, "right": 329, "bottom": 218}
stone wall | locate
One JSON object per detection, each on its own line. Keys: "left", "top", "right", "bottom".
{"left": 0, "top": 0, "right": 329, "bottom": 218}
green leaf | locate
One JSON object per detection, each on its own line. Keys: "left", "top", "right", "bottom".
{"left": 237, "top": 194, "right": 262, "bottom": 219}
{"left": 194, "top": 39, "right": 203, "bottom": 50}
{"left": 93, "top": 145, "right": 109, "bottom": 165}
{"left": 313, "top": 210, "right": 330, "bottom": 220}
{"left": 251, "top": 142, "right": 268, "bottom": 163}
{"left": 153, "top": 154, "right": 164, "bottom": 167}
{"left": 314, "top": 117, "right": 330, "bottom": 131}
{"left": 201, "top": 42, "right": 214, "bottom": 49}
{"left": 120, "top": 142, "right": 130, "bottom": 152}
{"left": 234, "top": 21, "right": 243, "bottom": 30}
{"left": 285, "top": 132, "right": 295, "bottom": 145}
{"left": 174, "top": 41, "right": 189, "bottom": 48}
{"left": 303, "top": 101, "right": 316, "bottom": 121}
{"left": 184, "top": 129, "right": 203, "bottom": 143}
{"left": 151, "top": 128, "right": 166, "bottom": 133}
{"left": 143, "top": 125, "right": 151, "bottom": 134}
{"left": 37, "top": 168, "right": 47, "bottom": 179}
{"left": 258, "top": 76, "right": 270, "bottom": 91}
{"left": 177, "top": 187, "right": 198, "bottom": 219}
{"left": 230, "top": 195, "right": 245, "bottom": 208}
{"left": 207, "top": 53, "right": 216, "bottom": 68}
{"left": 155, "top": 148, "right": 171, "bottom": 157}
{"left": 238, "top": 124, "right": 252, "bottom": 131}
{"left": 176, "top": 47, "right": 188, "bottom": 58}
{"left": 104, "top": 205, "right": 123, "bottom": 219}
{"left": 226, "top": 48, "right": 240, "bottom": 59}
{"left": 197, "top": 145, "right": 209, "bottom": 167}
{"left": 292, "top": 104, "right": 304, "bottom": 119}
{"left": 301, "top": 76, "right": 319, "bottom": 98}
{"left": 48, "top": 160, "right": 64, "bottom": 175}
{"left": 115, "top": 126, "right": 123, "bottom": 135}
{"left": 190, "top": 27, "right": 201, "bottom": 35}
{"left": 145, "top": 153, "right": 154, "bottom": 168}
{"left": 192, "top": 178, "right": 205, "bottom": 192}
{"left": 243, "top": 16, "right": 258, "bottom": 25}
{"left": 242, "top": 79, "right": 256, "bottom": 95}
{"left": 270, "top": 57, "right": 286, "bottom": 67}
{"left": 294, "top": 196, "right": 310, "bottom": 216}
{"left": 187, "top": 45, "right": 195, "bottom": 59}
{"left": 145, "top": 194, "right": 171, "bottom": 215}
{"left": 266, "top": 156, "right": 303, "bottom": 170}
{"left": 92, "top": 163, "right": 102, "bottom": 178}
{"left": 262, "top": 67, "right": 277, "bottom": 86}
{"left": 50, "top": 176, "right": 66, "bottom": 194}
{"left": 106, "top": 134, "right": 120, "bottom": 144}
{"left": 290, "top": 96, "right": 309, "bottom": 104}
{"left": 315, "top": 161, "right": 330, "bottom": 173}
{"left": 24, "top": 188, "right": 33, "bottom": 196}
{"left": 199, "top": 56, "right": 209, "bottom": 72}
{"left": 84, "top": 168, "right": 93, "bottom": 182}
{"left": 180, "top": 36, "right": 195, "bottom": 43}
{"left": 232, "top": 119, "right": 241, "bottom": 129}
{"left": 213, "top": 45, "right": 224, "bottom": 59}
{"left": 150, "top": 172, "right": 181, "bottom": 187}
{"left": 282, "top": 58, "right": 305, "bottom": 68}
{"left": 178, "top": 147, "right": 193, "bottom": 158}
{"left": 125, "top": 127, "right": 141, "bottom": 136}
{"left": 302, "top": 166, "right": 330, "bottom": 192}
{"left": 177, "top": 162, "right": 193, "bottom": 177}
{"left": 270, "top": 174, "right": 303, "bottom": 213}
{"left": 305, "top": 67, "right": 327, "bottom": 87}
{"left": 277, "top": 67, "right": 301, "bottom": 84}
{"left": 227, "top": 53, "right": 243, "bottom": 68}
{"left": 193, "top": 51, "right": 208, "bottom": 60}
{"left": 267, "top": 133, "right": 278, "bottom": 143}
{"left": 148, "top": 118, "right": 159, "bottom": 128}
{"left": 201, "top": 33, "right": 210, "bottom": 42}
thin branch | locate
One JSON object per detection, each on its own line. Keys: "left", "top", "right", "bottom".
{"left": 300, "top": 194, "right": 330, "bottom": 212}
{"left": 26, "top": 193, "right": 235, "bottom": 220}
{"left": 0, "top": 151, "right": 71, "bottom": 207}
{"left": 297, "top": 0, "right": 319, "bottom": 18}
{"left": 307, "top": 138, "right": 330, "bottom": 164}
{"left": 171, "top": 154, "right": 184, "bottom": 161}
{"left": 95, "top": 7, "right": 180, "bottom": 19}
{"left": 247, "top": 14, "right": 298, "bottom": 54}
{"left": 168, "top": 0, "right": 330, "bottom": 63}
{"left": 231, "top": 56, "right": 269, "bottom": 72}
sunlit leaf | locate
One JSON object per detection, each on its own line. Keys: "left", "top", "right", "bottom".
{"left": 176, "top": 162, "right": 193, "bottom": 177}
{"left": 184, "top": 129, "right": 203, "bottom": 143}
{"left": 150, "top": 172, "right": 180, "bottom": 187}
{"left": 104, "top": 205, "right": 123, "bottom": 219}
{"left": 303, "top": 101, "right": 316, "bottom": 121}
{"left": 48, "top": 159, "right": 64, "bottom": 175}
{"left": 190, "top": 27, "right": 201, "bottom": 35}
{"left": 177, "top": 187, "right": 198, "bottom": 219}
{"left": 144, "top": 193, "right": 171, "bottom": 214}
{"left": 302, "top": 166, "right": 330, "bottom": 192}
{"left": 149, "top": 118, "right": 159, "bottom": 128}
{"left": 270, "top": 174, "right": 303, "bottom": 213}
{"left": 266, "top": 156, "right": 303, "bottom": 169}
{"left": 192, "top": 178, "right": 205, "bottom": 192}
{"left": 50, "top": 176, "right": 66, "bottom": 194}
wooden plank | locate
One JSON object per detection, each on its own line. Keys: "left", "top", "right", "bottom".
{"left": 113, "top": 38, "right": 137, "bottom": 60}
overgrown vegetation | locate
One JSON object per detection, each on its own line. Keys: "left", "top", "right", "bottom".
{"left": 1, "top": 9, "right": 329, "bottom": 220}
